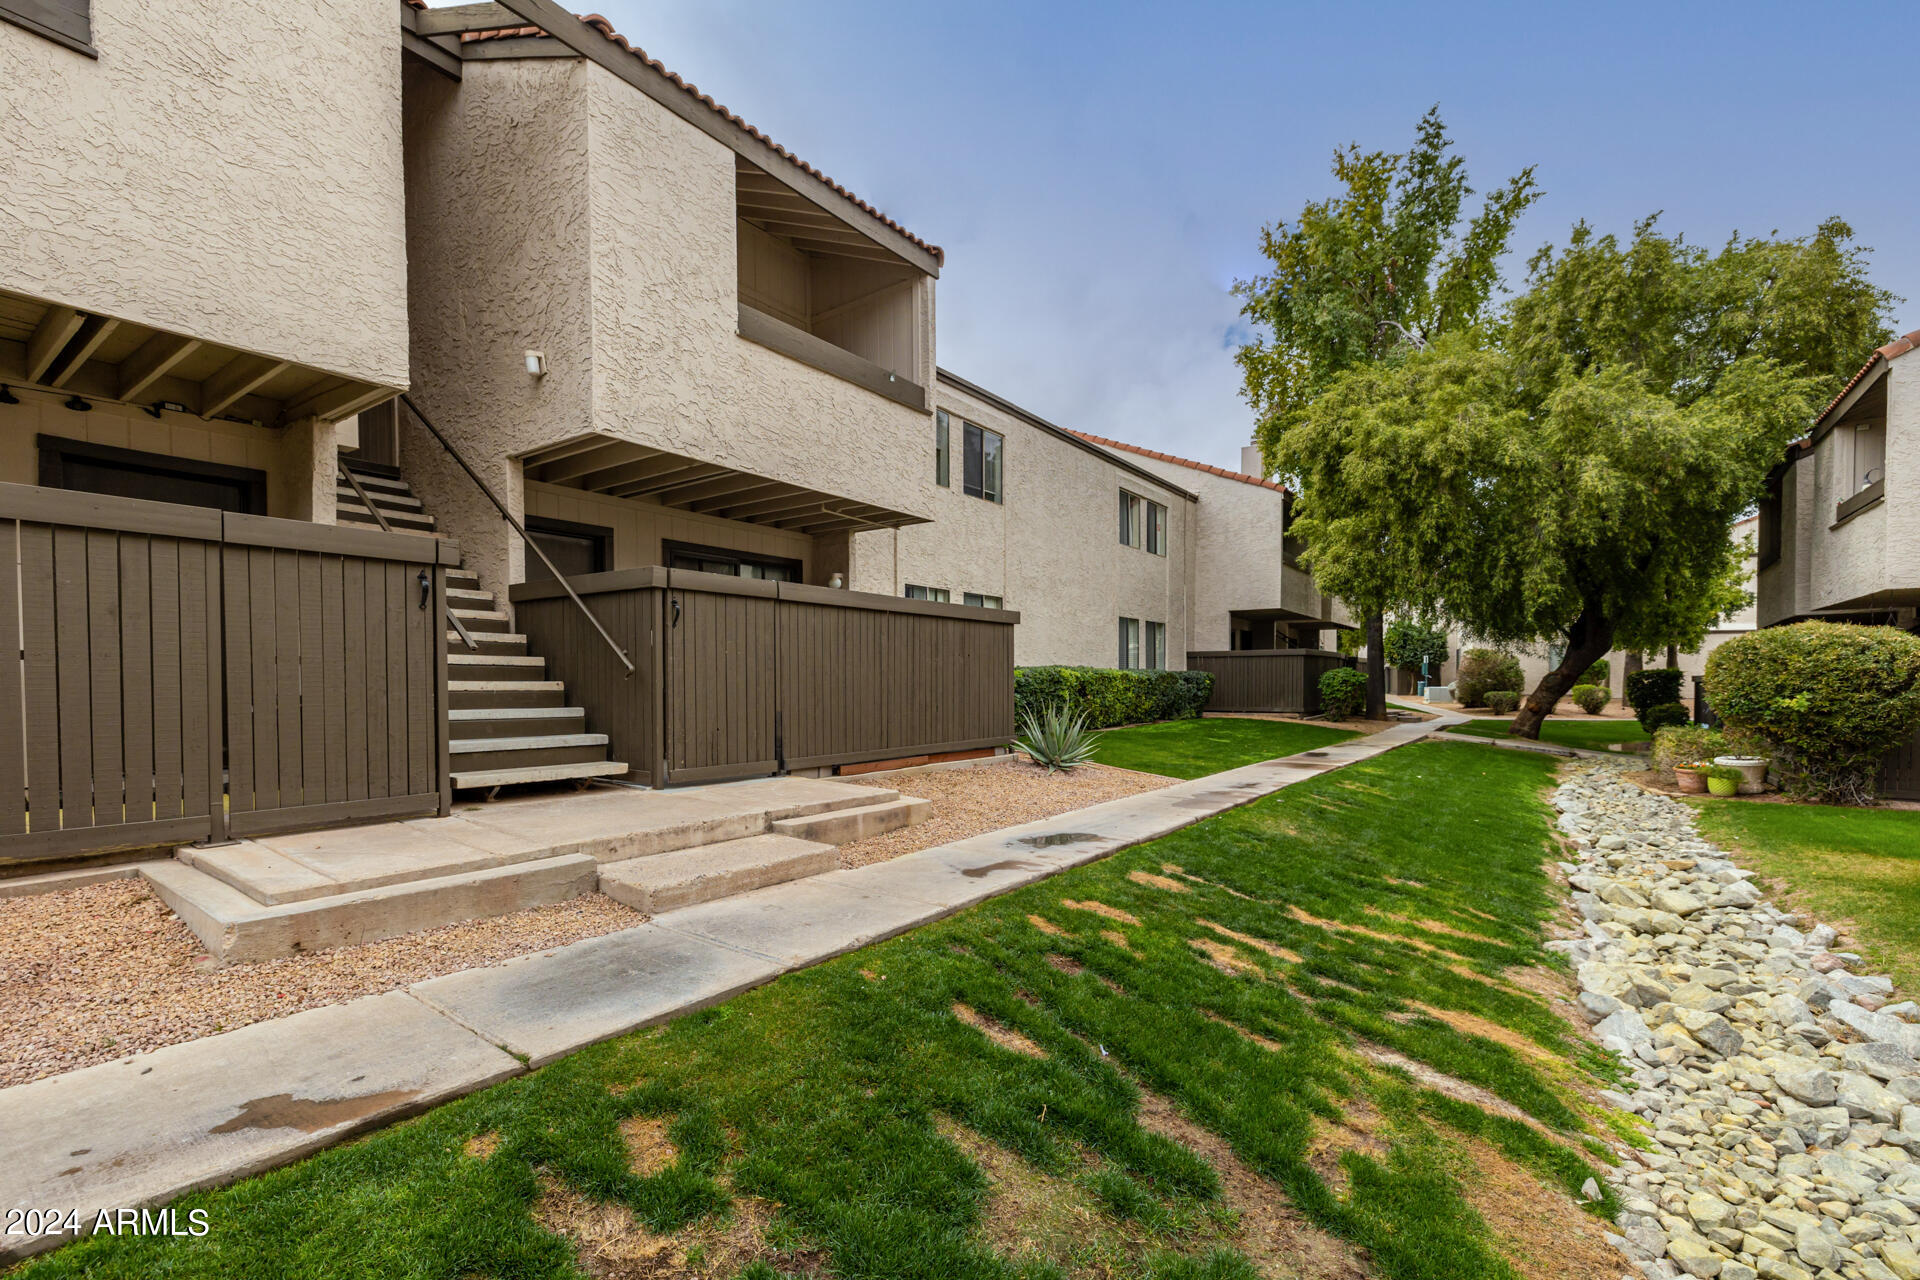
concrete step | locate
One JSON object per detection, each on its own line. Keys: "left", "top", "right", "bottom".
{"left": 339, "top": 467, "right": 413, "bottom": 493}
{"left": 771, "top": 795, "right": 930, "bottom": 845}
{"left": 446, "top": 630, "right": 528, "bottom": 648}
{"left": 449, "top": 706, "right": 585, "bottom": 740}
{"left": 447, "top": 569, "right": 482, "bottom": 587}
{"left": 598, "top": 834, "right": 838, "bottom": 914}
{"left": 449, "top": 607, "right": 510, "bottom": 622}
{"left": 449, "top": 654, "right": 544, "bottom": 682}
{"left": 338, "top": 502, "right": 435, "bottom": 530}
{"left": 143, "top": 855, "right": 598, "bottom": 964}
{"left": 447, "top": 588, "right": 494, "bottom": 605}
{"left": 449, "top": 680, "right": 566, "bottom": 710}
{"left": 450, "top": 733, "right": 610, "bottom": 773}
{"left": 450, "top": 759, "right": 630, "bottom": 790}
{"left": 335, "top": 486, "right": 423, "bottom": 510}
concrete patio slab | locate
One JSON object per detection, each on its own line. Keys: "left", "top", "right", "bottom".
{"left": 0, "top": 991, "right": 521, "bottom": 1261}
{"left": 410, "top": 925, "right": 782, "bottom": 1067}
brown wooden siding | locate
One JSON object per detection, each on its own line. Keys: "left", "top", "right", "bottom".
{"left": 1186, "top": 649, "right": 1351, "bottom": 715}
{"left": 512, "top": 568, "right": 1018, "bottom": 786}
{"left": 0, "top": 482, "right": 450, "bottom": 866}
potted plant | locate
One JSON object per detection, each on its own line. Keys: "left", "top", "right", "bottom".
{"left": 1712, "top": 754, "right": 1770, "bottom": 795}
{"left": 1705, "top": 764, "right": 1743, "bottom": 797}
{"left": 1673, "top": 762, "right": 1709, "bottom": 794}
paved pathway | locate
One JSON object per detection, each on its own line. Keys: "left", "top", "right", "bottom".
{"left": 0, "top": 710, "right": 1462, "bottom": 1261}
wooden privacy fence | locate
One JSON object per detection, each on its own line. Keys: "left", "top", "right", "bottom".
{"left": 0, "top": 482, "right": 451, "bottom": 865}
{"left": 1186, "top": 649, "right": 1352, "bottom": 715}
{"left": 513, "top": 567, "right": 1018, "bottom": 786}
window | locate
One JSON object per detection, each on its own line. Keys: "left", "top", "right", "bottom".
{"left": 38, "top": 435, "right": 265, "bottom": 513}
{"left": 1120, "top": 490, "right": 1167, "bottom": 554}
{"left": 1, "top": 1, "right": 93, "bottom": 56}
{"left": 528, "top": 516, "right": 613, "bottom": 581}
{"left": 935, "top": 409, "right": 951, "bottom": 488}
{"left": 1758, "top": 470, "right": 1782, "bottom": 568}
{"left": 1118, "top": 617, "right": 1141, "bottom": 669}
{"left": 1145, "top": 621, "right": 1167, "bottom": 670}
{"left": 961, "top": 421, "right": 1003, "bottom": 502}
{"left": 905, "top": 584, "right": 950, "bottom": 602}
{"left": 665, "top": 540, "right": 800, "bottom": 582}
{"left": 963, "top": 593, "right": 1002, "bottom": 609}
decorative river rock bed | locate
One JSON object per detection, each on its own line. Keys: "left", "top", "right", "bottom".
{"left": 1552, "top": 761, "right": 1920, "bottom": 1280}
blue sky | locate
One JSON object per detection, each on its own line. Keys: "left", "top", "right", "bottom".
{"left": 574, "top": 1, "right": 1915, "bottom": 470}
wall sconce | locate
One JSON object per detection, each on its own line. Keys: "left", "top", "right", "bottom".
{"left": 524, "top": 350, "right": 546, "bottom": 378}
{"left": 828, "top": 572, "right": 845, "bottom": 589}
{"left": 0, "top": 385, "right": 16, "bottom": 405}
{"left": 64, "top": 394, "right": 92, "bottom": 412}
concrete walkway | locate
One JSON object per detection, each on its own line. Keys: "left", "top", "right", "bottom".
{"left": 0, "top": 709, "right": 1463, "bottom": 1261}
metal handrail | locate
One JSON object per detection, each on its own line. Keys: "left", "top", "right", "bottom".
{"left": 398, "top": 393, "right": 634, "bottom": 677}
{"left": 339, "top": 455, "right": 479, "bottom": 652}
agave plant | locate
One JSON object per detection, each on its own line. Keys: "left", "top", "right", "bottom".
{"left": 1016, "top": 700, "right": 1098, "bottom": 772}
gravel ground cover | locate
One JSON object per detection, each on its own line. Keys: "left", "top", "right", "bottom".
{"left": 0, "top": 880, "right": 642, "bottom": 1088}
{"left": 1554, "top": 760, "right": 1920, "bottom": 1280}
{"left": 837, "top": 758, "right": 1171, "bottom": 869}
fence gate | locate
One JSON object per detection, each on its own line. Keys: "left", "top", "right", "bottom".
{"left": 663, "top": 577, "right": 778, "bottom": 783}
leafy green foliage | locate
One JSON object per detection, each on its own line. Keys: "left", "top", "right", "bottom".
{"left": 1015, "top": 667, "right": 1212, "bottom": 730}
{"left": 1652, "top": 725, "right": 1726, "bottom": 779}
{"left": 20, "top": 746, "right": 1617, "bottom": 1280}
{"left": 1642, "top": 703, "right": 1690, "bottom": 733}
{"left": 1567, "top": 684, "right": 1609, "bottom": 715}
{"left": 1578, "top": 657, "right": 1610, "bottom": 689}
{"left": 1318, "top": 667, "right": 1367, "bottom": 719}
{"left": 1625, "top": 669, "right": 1684, "bottom": 727}
{"left": 1383, "top": 615, "right": 1451, "bottom": 672}
{"left": 1454, "top": 649, "right": 1524, "bottom": 709}
{"left": 1703, "top": 622, "right": 1920, "bottom": 803}
{"left": 1264, "top": 212, "right": 1895, "bottom": 741}
{"left": 1016, "top": 701, "right": 1099, "bottom": 773}
{"left": 1705, "top": 764, "right": 1744, "bottom": 785}
{"left": 1484, "top": 691, "right": 1522, "bottom": 715}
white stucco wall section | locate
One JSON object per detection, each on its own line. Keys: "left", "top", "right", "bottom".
{"left": 0, "top": 0, "right": 409, "bottom": 385}
{"left": 854, "top": 382, "right": 1194, "bottom": 669}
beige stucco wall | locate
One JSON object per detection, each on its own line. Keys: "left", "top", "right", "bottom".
{"left": 1114, "top": 453, "right": 1333, "bottom": 651}
{"left": 0, "top": 387, "right": 334, "bottom": 521}
{"left": 0, "top": 0, "right": 408, "bottom": 386}
{"left": 525, "top": 482, "right": 817, "bottom": 581}
{"left": 852, "top": 381, "right": 1194, "bottom": 668}
{"left": 403, "top": 54, "right": 938, "bottom": 598}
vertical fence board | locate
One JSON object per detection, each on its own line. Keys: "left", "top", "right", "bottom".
{"left": 21, "top": 526, "right": 58, "bottom": 829}
{"left": 273, "top": 549, "right": 302, "bottom": 807}
{"left": 406, "top": 564, "right": 432, "bottom": 799}
{"left": 363, "top": 560, "right": 389, "bottom": 798}
{"left": 386, "top": 562, "right": 409, "bottom": 799}
{"left": 343, "top": 557, "right": 368, "bottom": 802}
{"left": 0, "top": 522, "right": 22, "bottom": 837}
{"left": 297, "top": 553, "right": 325, "bottom": 809}
{"left": 119, "top": 535, "right": 155, "bottom": 824}
{"left": 150, "top": 538, "right": 183, "bottom": 820}
{"left": 85, "top": 531, "right": 124, "bottom": 826}
{"left": 321, "top": 556, "right": 347, "bottom": 805}
{"left": 53, "top": 528, "right": 94, "bottom": 827}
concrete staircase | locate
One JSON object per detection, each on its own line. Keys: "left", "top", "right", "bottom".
{"left": 337, "top": 458, "right": 629, "bottom": 793}
{"left": 144, "top": 778, "right": 931, "bottom": 962}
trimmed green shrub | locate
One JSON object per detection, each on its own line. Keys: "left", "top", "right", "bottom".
{"left": 1015, "top": 701, "right": 1098, "bottom": 772}
{"left": 1568, "top": 683, "right": 1609, "bottom": 715}
{"left": 1455, "top": 648, "right": 1524, "bottom": 708}
{"left": 1013, "top": 666, "right": 1212, "bottom": 730}
{"left": 1641, "top": 702, "right": 1689, "bottom": 732}
{"left": 1578, "top": 657, "right": 1611, "bottom": 690}
{"left": 1625, "top": 668, "right": 1684, "bottom": 727}
{"left": 1318, "top": 667, "right": 1367, "bottom": 719}
{"left": 1484, "top": 690, "right": 1522, "bottom": 715}
{"left": 1702, "top": 621, "right": 1920, "bottom": 804}
{"left": 1652, "top": 724, "right": 1726, "bottom": 780}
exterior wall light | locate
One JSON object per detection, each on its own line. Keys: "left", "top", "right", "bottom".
{"left": 828, "top": 572, "right": 845, "bottom": 589}
{"left": 0, "top": 385, "right": 16, "bottom": 405}
{"left": 525, "top": 350, "right": 546, "bottom": 378}
{"left": 64, "top": 395, "right": 92, "bottom": 412}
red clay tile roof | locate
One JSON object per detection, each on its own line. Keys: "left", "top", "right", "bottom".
{"left": 437, "top": 9, "right": 942, "bottom": 263}
{"left": 1065, "top": 430, "right": 1288, "bottom": 495}
{"left": 1814, "top": 327, "right": 1920, "bottom": 428}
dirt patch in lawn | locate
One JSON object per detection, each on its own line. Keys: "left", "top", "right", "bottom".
{"left": 1061, "top": 899, "right": 1141, "bottom": 926}
{"left": 1189, "top": 937, "right": 1264, "bottom": 978}
{"left": 1135, "top": 1088, "right": 1370, "bottom": 1280}
{"left": 836, "top": 760, "right": 1171, "bottom": 869}
{"left": 1027, "top": 914, "right": 1069, "bottom": 938}
{"left": 533, "top": 1175, "right": 817, "bottom": 1280}
{"left": 1127, "top": 870, "right": 1190, "bottom": 893}
{"left": 1453, "top": 1137, "right": 1621, "bottom": 1280}
{"left": 937, "top": 1117, "right": 1112, "bottom": 1265}
{"left": 0, "top": 877, "right": 644, "bottom": 1088}
{"left": 464, "top": 1131, "right": 501, "bottom": 1160}
{"left": 622, "top": 1115, "right": 678, "bottom": 1177}
{"left": 953, "top": 1002, "right": 1047, "bottom": 1058}
{"left": 1199, "top": 919, "right": 1303, "bottom": 963}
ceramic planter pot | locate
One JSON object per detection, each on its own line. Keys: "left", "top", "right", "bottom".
{"left": 1674, "top": 767, "right": 1707, "bottom": 794}
{"left": 1713, "top": 756, "right": 1770, "bottom": 795}
{"left": 1707, "top": 775, "right": 1739, "bottom": 797}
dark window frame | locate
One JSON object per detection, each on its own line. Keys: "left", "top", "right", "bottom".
{"left": 905, "top": 584, "right": 950, "bottom": 603}
{"left": 527, "top": 515, "right": 614, "bottom": 581}
{"left": 962, "top": 592, "right": 1002, "bottom": 609}
{"left": 1118, "top": 616, "right": 1141, "bottom": 669}
{"left": 1757, "top": 470, "right": 1783, "bottom": 568}
{"left": 2, "top": 1, "right": 95, "bottom": 56}
{"left": 38, "top": 434, "right": 267, "bottom": 514}
{"left": 665, "top": 538, "right": 802, "bottom": 582}
{"left": 960, "top": 419, "right": 1003, "bottom": 503}
{"left": 935, "top": 409, "right": 951, "bottom": 488}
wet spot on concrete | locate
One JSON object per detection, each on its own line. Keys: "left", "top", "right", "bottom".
{"left": 961, "top": 858, "right": 1041, "bottom": 879}
{"left": 210, "top": 1088, "right": 421, "bottom": 1135}
{"left": 57, "top": 1167, "right": 81, "bottom": 1177}
{"left": 1013, "top": 832, "right": 1106, "bottom": 849}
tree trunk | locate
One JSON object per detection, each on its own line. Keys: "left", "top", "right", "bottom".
{"left": 1510, "top": 612, "right": 1615, "bottom": 739}
{"left": 1365, "top": 612, "right": 1387, "bottom": 721}
{"left": 1665, "top": 643, "right": 1678, "bottom": 668}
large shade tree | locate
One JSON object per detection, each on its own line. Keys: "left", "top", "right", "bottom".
{"left": 1235, "top": 108, "right": 1539, "bottom": 718}
{"left": 1278, "top": 216, "right": 1896, "bottom": 738}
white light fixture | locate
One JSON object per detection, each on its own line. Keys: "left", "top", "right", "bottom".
{"left": 827, "top": 572, "right": 845, "bottom": 589}
{"left": 524, "top": 350, "right": 546, "bottom": 378}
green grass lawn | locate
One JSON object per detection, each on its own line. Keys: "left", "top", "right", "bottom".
{"left": 1089, "top": 716, "right": 1359, "bottom": 779}
{"left": 1444, "top": 717, "right": 1650, "bottom": 751}
{"left": 1691, "top": 799, "right": 1920, "bottom": 992}
{"left": 22, "top": 744, "right": 1620, "bottom": 1280}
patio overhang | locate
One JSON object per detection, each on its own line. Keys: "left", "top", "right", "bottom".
{"left": 520, "top": 433, "right": 929, "bottom": 535}
{"left": 0, "top": 287, "right": 395, "bottom": 426}
{"left": 1230, "top": 606, "right": 1355, "bottom": 631}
